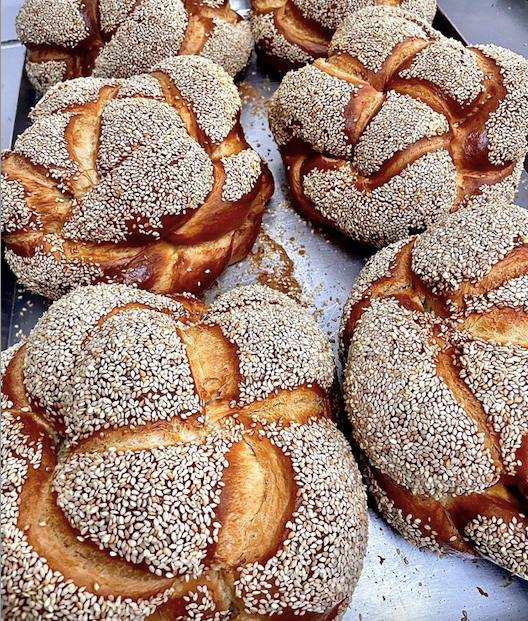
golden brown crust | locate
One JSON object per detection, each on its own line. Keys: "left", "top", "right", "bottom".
{"left": 250, "top": 0, "right": 436, "bottom": 72}
{"left": 1, "top": 57, "right": 274, "bottom": 299}
{"left": 17, "top": 0, "right": 252, "bottom": 91}
{"left": 2, "top": 283, "right": 369, "bottom": 621}
{"left": 269, "top": 6, "right": 528, "bottom": 248}
{"left": 340, "top": 202, "right": 528, "bottom": 579}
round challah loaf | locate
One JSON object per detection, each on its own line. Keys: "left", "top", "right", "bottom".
{"left": 16, "top": 0, "right": 252, "bottom": 92}
{"left": 1, "top": 56, "right": 274, "bottom": 300}
{"left": 340, "top": 201, "right": 528, "bottom": 578}
{"left": 1, "top": 282, "right": 369, "bottom": 621}
{"left": 269, "top": 6, "right": 528, "bottom": 248}
{"left": 250, "top": 0, "right": 436, "bottom": 71}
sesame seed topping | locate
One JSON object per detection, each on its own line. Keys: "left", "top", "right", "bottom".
{"left": 93, "top": 0, "right": 188, "bottom": 79}
{"left": 302, "top": 150, "right": 456, "bottom": 248}
{"left": 5, "top": 236, "right": 107, "bottom": 300}
{"left": 23, "top": 283, "right": 187, "bottom": 414}
{"left": 329, "top": 6, "right": 435, "bottom": 73}
{"left": 412, "top": 202, "right": 528, "bottom": 295}
{"left": 31, "top": 77, "right": 118, "bottom": 119}
{"left": 364, "top": 465, "right": 444, "bottom": 553}
{"left": 221, "top": 149, "right": 262, "bottom": 203}
{"left": 250, "top": 13, "right": 314, "bottom": 66}
{"left": 95, "top": 97, "right": 187, "bottom": 174}
{"left": 2, "top": 282, "right": 368, "bottom": 618}
{"left": 1, "top": 174, "right": 40, "bottom": 234}
{"left": 206, "top": 284, "right": 334, "bottom": 405}
{"left": 61, "top": 308, "right": 200, "bottom": 440}
{"left": 270, "top": 4, "right": 527, "bottom": 249}
{"left": 54, "top": 423, "right": 240, "bottom": 575}
{"left": 464, "top": 275, "right": 528, "bottom": 316}
{"left": 465, "top": 515, "right": 528, "bottom": 580}
{"left": 98, "top": 0, "right": 139, "bottom": 34}
{"left": 13, "top": 112, "right": 78, "bottom": 184}
{"left": 3, "top": 55, "right": 267, "bottom": 297}
{"left": 234, "top": 417, "right": 368, "bottom": 615}
{"left": 154, "top": 56, "right": 240, "bottom": 143}
{"left": 15, "top": 0, "right": 88, "bottom": 47}
{"left": 399, "top": 39, "right": 485, "bottom": 106}
{"left": 269, "top": 64, "right": 357, "bottom": 158}
{"left": 17, "top": 0, "right": 252, "bottom": 93}
{"left": 340, "top": 200, "right": 527, "bottom": 573}
{"left": 338, "top": 237, "right": 410, "bottom": 354}
{"left": 291, "top": 0, "right": 436, "bottom": 32}
{"left": 200, "top": 17, "right": 252, "bottom": 79}
{"left": 353, "top": 91, "right": 449, "bottom": 175}
{"left": 456, "top": 333, "right": 528, "bottom": 475}
{"left": 458, "top": 160, "right": 524, "bottom": 211}
{"left": 344, "top": 296, "right": 499, "bottom": 498}
{"left": 475, "top": 44, "right": 528, "bottom": 166}
{"left": 25, "top": 60, "right": 67, "bottom": 93}
{"left": 116, "top": 74, "right": 165, "bottom": 100}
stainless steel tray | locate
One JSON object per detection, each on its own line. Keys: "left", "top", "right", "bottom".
{"left": 2, "top": 2, "right": 528, "bottom": 619}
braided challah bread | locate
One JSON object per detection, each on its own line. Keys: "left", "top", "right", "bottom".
{"left": 16, "top": 0, "right": 252, "bottom": 92}
{"left": 250, "top": 0, "right": 436, "bottom": 72}
{"left": 340, "top": 201, "right": 528, "bottom": 578}
{"left": 1, "top": 282, "right": 368, "bottom": 621}
{"left": 1, "top": 56, "right": 274, "bottom": 299}
{"left": 269, "top": 6, "right": 528, "bottom": 249}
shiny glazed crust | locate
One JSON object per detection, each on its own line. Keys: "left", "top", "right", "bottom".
{"left": 340, "top": 202, "right": 528, "bottom": 579}
{"left": 1, "top": 282, "right": 368, "bottom": 621}
{"left": 1, "top": 56, "right": 274, "bottom": 299}
{"left": 268, "top": 6, "right": 528, "bottom": 248}
{"left": 16, "top": 0, "right": 252, "bottom": 91}
{"left": 250, "top": 0, "right": 436, "bottom": 72}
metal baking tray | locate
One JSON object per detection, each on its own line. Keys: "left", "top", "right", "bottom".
{"left": 2, "top": 1, "right": 528, "bottom": 619}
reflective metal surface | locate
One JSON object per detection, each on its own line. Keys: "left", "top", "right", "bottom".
{"left": 2, "top": 1, "right": 528, "bottom": 619}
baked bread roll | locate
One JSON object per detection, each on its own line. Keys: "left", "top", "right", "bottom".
{"left": 1, "top": 282, "right": 368, "bottom": 621}
{"left": 16, "top": 0, "right": 252, "bottom": 92}
{"left": 1, "top": 56, "right": 274, "bottom": 299}
{"left": 340, "top": 201, "right": 528, "bottom": 579}
{"left": 269, "top": 6, "right": 528, "bottom": 248}
{"left": 250, "top": 0, "right": 436, "bottom": 72}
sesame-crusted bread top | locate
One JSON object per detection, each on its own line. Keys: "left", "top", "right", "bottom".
{"left": 398, "top": 39, "right": 485, "bottom": 106}
{"left": 205, "top": 284, "right": 335, "bottom": 404}
{"left": 329, "top": 6, "right": 438, "bottom": 72}
{"left": 345, "top": 296, "right": 500, "bottom": 498}
{"left": 475, "top": 44, "right": 528, "bottom": 165}
{"left": 16, "top": 0, "right": 252, "bottom": 92}
{"left": 269, "top": 64, "right": 359, "bottom": 158}
{"left": 2, "top": 282, "right": 368, "bottom": 620}
{"left": 352, "top": 91, "right": 449, "bottom": 175}
{"left": 15, "top": 0, "right": 89, "bottom": 47}
{"left": 269, "top": 5, "right": 528, "bottom": 248}
{"left": 2, "top": 56, "right": 273, "bottom": 299}
{"left": 340, "top": 200, "right": 528, "bottom": 578}
{"left": 153, "top": 55, "right": 241, "bottom": 143}
{"left": 412, "top": 202, "right": 528, "bottom": 295}
{"left": 24, "top": 284, "right": 187, "bottom": 418}
{"left": 92, "top": 0, "right": 189, "bottom": 79}
{"left": 250, "top": 0, "right": 437, "bottom": 72}
{"left": 30, "top": 77, "right": 119, "bottom": 118}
